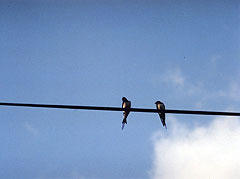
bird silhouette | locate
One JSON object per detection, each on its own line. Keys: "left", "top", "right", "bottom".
{"left": 155, "top": 101, "right": 167, "bottom": 129}
{"left": 122, "top": 97, "right": 131, "bottom": 130}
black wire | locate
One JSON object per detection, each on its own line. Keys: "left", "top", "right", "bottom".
{"left": 0, "top": 102, "right": 239, "bottom": 116}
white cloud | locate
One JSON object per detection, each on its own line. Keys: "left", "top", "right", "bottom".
{"left": 157, "top": 66, "right": 204, "bottom": 97}
{"left": 216, "top": 79, "right": 240, "bottom": 103}
{"left": 210, "top": 55, "right": 221, "bottom": 63}
{"left": 24, "top": 122, "right": 39, "bottom": 136}
{"left": 163, "top": 67, "right": 185, "bottom": 88}
{"left": 150, "top": 117, "right": 240, "bottom": 179}
{"left": 229, "top": 81, "right": 240, "bottom": 101}
{"left": 71, "top": 170, "right": 86, "bottom": 179}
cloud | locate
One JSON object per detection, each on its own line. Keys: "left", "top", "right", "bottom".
{"left": 228, "top": 81, "right": 240, "bottom": 101}
{"left": 150, "top": 117, "right": 240, "bottom": 179}
{"left": 210, "top": 55, "right": 221, "bottom": 64}
{"left": 157, "top": 66, "right": 204, "bottom": 97}
{"left": 162, "top": 67, "right": 185, "bottom": 88}
{"left": 24, "top": 122, "right": 39, "bottom": 136}
{"left": 217, "top": 79, "right": 240, "bottom": 103}
{"left": 70, "top": 170, "right": 86, "bottom": 179}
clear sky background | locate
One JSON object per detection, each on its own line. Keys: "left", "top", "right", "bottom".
{"left": 0, "top": 0, "right": 239, "bottom": 178}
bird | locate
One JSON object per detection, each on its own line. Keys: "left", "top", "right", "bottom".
{"left": 155, "top": 101, "right": 167, "bottom": 129}
{"left": 122, "top": 97, "right": 131, "bottom": 130}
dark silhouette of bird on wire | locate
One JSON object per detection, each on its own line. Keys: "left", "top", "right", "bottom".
{"left": 155, "top": 101, "right": 167, "bottom": 129}
{"left": 122, "top": 97, "right": 131, "bottom": 130}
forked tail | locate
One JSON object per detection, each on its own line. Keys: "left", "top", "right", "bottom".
{"left": 122, "top": 118, "right": 127, "bottom": 130}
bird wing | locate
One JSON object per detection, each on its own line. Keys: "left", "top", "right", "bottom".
{"left": 126, "top": 101, "right": 131, "bottom": 108}
{"left": 160, "top": 103, "right": 166, "bottom": 128}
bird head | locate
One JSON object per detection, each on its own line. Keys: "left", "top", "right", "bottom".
{"left": 155, "top": 101, "right": 161, "bottom": 104}
{"left": 122, "top": 97, "right": 128, "bottom": 102}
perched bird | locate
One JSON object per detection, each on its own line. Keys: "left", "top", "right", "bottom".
{"left": 155, "top": 101, "right": 167, "bottom": 129}
{"left": 122, "top": 97, "right": 131, "bottom": 130}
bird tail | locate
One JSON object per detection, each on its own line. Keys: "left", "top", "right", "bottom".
{"left": 122, "top": 123, "right": 125, "bottom": 130}
{"left": 162, "top": 120, "right": 167, "bottom": 130}
{"left": 122, "top": 118, "right": 127, "bottom": 130}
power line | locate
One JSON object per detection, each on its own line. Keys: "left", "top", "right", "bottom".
{"left": 0, "top": 102, "right": 240, "bottom": 116}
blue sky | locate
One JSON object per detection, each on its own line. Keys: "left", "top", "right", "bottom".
{"left": 0, "top": 0, "right": 239, "bottom": 178}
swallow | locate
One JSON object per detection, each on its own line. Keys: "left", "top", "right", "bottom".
{"left": 155, "top": 101, "right": 167, "bottom": 129}
{"left": 122, "top": 97, "right": 131, "bottom": 130}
